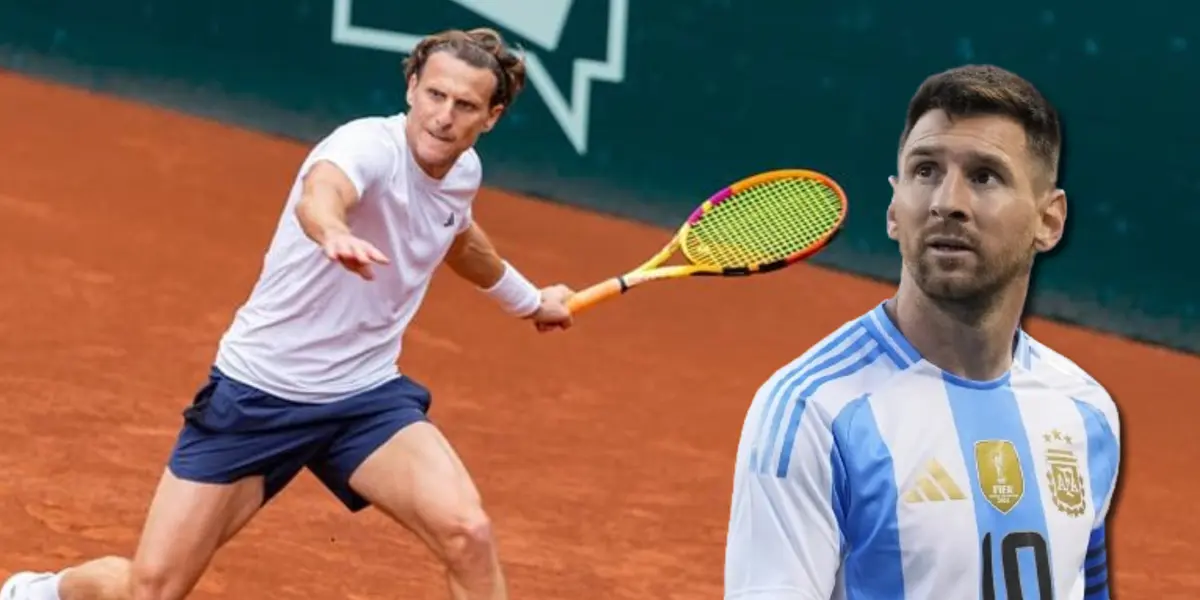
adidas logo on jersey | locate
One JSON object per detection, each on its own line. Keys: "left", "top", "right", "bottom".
{"left": 903, "top": 459, "right": 967, "bottom": 503}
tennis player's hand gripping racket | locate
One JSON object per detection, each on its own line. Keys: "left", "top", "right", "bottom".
{"left": 565, "top": 169, "right": 848, "bottom": 316}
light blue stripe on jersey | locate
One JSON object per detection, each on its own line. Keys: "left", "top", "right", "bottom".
{"left": 1073, "top": 399, "right": 1119, "bottom": 524}
{"left": 944, "top": 372, "right": 1053, "bottom": 600}
{"left": 750, "top": 322, "right": 871, "bottom": 474}
{"left": 864, "top": 304, "right": 922, "bottom": 368}
{"left": 776, "top": 343, "right": 885, "bottom": 478}
{"left": 1076, "top": 400, "right": 1115, "bottom": 593}
{"left": 860, "top": 313, "right": 909, "bottom": 368}
{"left": 831, "top": 394, "right": 905, "bottom": 599}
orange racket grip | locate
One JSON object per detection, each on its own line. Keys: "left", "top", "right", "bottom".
{"left": 565, "top": 277, "right": 627, "bottom": 316}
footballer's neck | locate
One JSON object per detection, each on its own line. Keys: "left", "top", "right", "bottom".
{"left": 886, "top": 273, "right": 1029, "bottom": 383}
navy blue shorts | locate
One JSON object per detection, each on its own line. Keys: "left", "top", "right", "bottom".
{"left": 167, "top": 366, "right": 432, "bottom": 512}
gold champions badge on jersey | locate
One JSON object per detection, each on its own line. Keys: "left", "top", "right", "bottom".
{"left": 975, "top": 440, "right": 1024, "bottom": 514}
{"left": 1043, "top": 429, "right": 1088, "bottom": 517}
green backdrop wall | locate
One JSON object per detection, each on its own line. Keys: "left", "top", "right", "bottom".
{"left": 2, "top": 0, "right": 1196, "bottom": 353}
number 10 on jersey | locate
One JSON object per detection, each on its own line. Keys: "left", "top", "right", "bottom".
{"left": 981, "top": 531, "right": 1053, "bottom": 599}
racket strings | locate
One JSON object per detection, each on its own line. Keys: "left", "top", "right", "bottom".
{"left": 683, "top": 178, "right": 843, "bottom": 268}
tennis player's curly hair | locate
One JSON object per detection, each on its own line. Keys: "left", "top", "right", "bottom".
{"left": 404, "top": 27, "right": 527, "bottom": 110}
{"left": 899, "top": 64, "right": 1062, "bottom": 185}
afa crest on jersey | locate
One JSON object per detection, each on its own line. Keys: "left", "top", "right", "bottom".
{"left": 1043, "top": 429, "right": 1088, "bottom": 518}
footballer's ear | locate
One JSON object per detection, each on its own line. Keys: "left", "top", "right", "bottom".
{"left": 887, "top": 176, "right": 899, "bottom": 241}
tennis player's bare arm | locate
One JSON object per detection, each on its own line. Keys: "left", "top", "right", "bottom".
{"left": 296, "top": 160, "right": 390, "bottom": 280}
{"left": 444, "top": 222, "right": 506, "bottom": 288}
{"left": 444, "top": 221, "right": 575, "bottom": 330}
{"left": 297, "top": 158, "right": 500, "bottom": 286}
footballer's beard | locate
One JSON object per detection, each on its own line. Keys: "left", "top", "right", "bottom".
{"left": 908, "top": 243, "right": 1034, "bottom": 320}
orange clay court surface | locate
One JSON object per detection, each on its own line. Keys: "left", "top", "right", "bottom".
{"left": 1, "top": 70, "right": 1198, "bottom": 599}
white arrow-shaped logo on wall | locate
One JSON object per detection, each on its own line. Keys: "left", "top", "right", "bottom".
{"left": 330, "top": 0, "right": 628, "bottom": 155}
{"left": 446, "top": 0, "right": 574, "bottom": 51}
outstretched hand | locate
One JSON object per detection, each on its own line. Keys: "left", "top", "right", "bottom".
{"left": 323, "top": 232, "right": 390, "bottom": 280}
{"left": 529, "top": 284, "right": 575, "bottom": 332}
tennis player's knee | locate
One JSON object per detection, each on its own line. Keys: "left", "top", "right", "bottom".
{"left": 128, "top": 555, "right": 191, "bottom": 600}
{"left": 128, "top": 559, "right": 168, "bottom": 600}
{"left": 432, "top": 505, "right": 496, "bottom": 574}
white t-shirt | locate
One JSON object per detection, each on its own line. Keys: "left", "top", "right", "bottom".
{"left": 213, "top": 113, "right": 479, "bottom": 403}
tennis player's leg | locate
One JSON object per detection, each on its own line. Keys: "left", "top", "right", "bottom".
{"left": 123, "top": 472, "right": 266, "bottom": 600}
{"left": 27, "top": 471, "right": 263, "bottom": 600}
{"left": 4, "top": 368, "right": 338, "bottom": 600}
{"left": 6, "top": 477, "right": 263, "bottom": 600}
{"left": 352, "top": 423, "right": 504, "bottom": 600}
{"left": 3, "top": 558, "right": 134, "bottom": 600}
{"left": 128, "top": 368, "right": 345, "bottom": 600}
{"left": 303, "top": 376, "right": 506, "bottom": 600}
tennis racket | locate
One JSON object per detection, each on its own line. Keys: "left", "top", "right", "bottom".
{"left": 565, "top": 169, "right": 848, "bottom": 316}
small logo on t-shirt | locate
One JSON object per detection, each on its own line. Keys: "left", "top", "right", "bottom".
{"left": 443, "top": 213, "right": 456, "bottom": 228}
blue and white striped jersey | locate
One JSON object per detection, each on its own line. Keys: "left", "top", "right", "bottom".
{"left": 724, "top": 302, "right": 1120, "bottom": 600}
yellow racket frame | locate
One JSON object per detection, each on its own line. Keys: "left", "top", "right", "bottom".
{"left": 565, "top": 169, "right": 847, "bottom": 316}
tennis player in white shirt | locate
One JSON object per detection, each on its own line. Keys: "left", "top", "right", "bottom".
{"left": 3, "top": 27, "right": 566, "bottom": 600}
